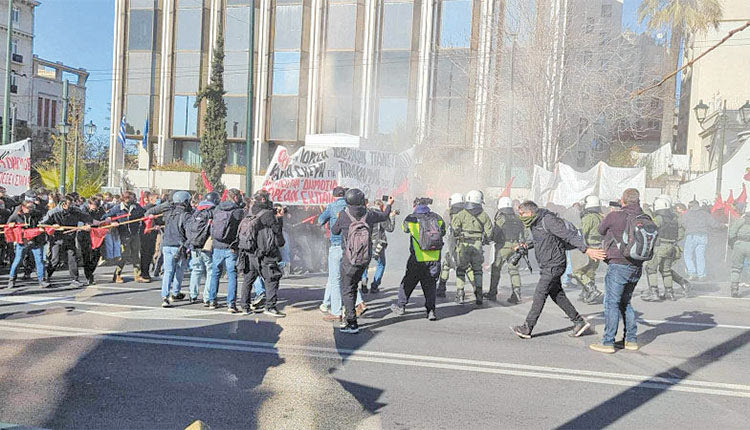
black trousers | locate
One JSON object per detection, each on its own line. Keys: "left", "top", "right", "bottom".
{"left": 524, "top": 264, "right": 582, "bottom": 331}
{"left": 47, "top": 239, "right": 79, "bottom": 281}
{"left": 79, "top": 234, "right": 99, "bottom": 280}
{"left": 140, "top": 231, "right": 157, "bottom": 277}
{"left": 240, "top": 254, "right": 282, "bottom": 310}
{"left": 341, "top": 259, "right": 367, "bottom": 323}
{"left": 397, "top": 256, "right": 440, "bottom": 311}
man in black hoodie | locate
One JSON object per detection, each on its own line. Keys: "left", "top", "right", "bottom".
{"left": 207, "top": 188, "right": 245, "bottom": 311}
{"left": 511, "top": 201, "right": 606, "bottom": 339}
{"left": 41, "top": 194, "right": 94, "bottom": 288}
{"left": 146, "top": 190, "right": 192, "bottom": 307}
{"left": 331, "top": 188, "right": 393, "bottom": 334}
{"left": 237, "top": 190, "right": 286, "bottom": 317}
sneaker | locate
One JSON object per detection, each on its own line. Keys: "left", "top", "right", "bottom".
{"left": 114, "top": 274, "right": 124, "bottom": 284}
{"left": 69, "top": 280, "right": 83, "bottom": 288}
{"left": 360, "top": 283, "right": 369, "bottom": 294}
{"left": 482, "top": 293, "right": 497, "bottom": 302}
{"left": 427, "top": 310, "right": 437, "bottom": 321}
{"left": 455, "top": 290, "right": 465, "bottom": 304}
{"left": 624, "top": 341, "right": 639, "bottom": 351}
{"left": 585, "top": 289, "right": 603, "bottom": 304}
{"left": 188, "top": 296, "right": 200, "bottom": 304}
{"left": 87, "top": 276, "right": 96, "bottom": 286}
{"left": 569, "top": 319, "right": 591, "bottom": 337}
{"left": 507, "top": 292, "right": 520, "bottom": 304}
{"left": 138, "top": 276, "right": 151, "bottom": 284}
{"left": 203, "top": 301, "right": 211, "bottom": 308}
{"left": 251, "top": 295, "right": 266, "bottom": 310}
{"left": 208, "top": 301, "right": 218, "bottom": 310}
{"left": 355, "top": 302, "right": 368, "bottom": 317}
{"left": 172, "top": 292, "right": 186, "bottom": 301}
{"left": 319, "top": 303, "right": 329, "bottom": 314}
{"left": 39, "top": 280, "right": 51, "bottom": 289}
{"left": 161, "top": 297, "right": 171, "bottom": 308}
{"left": 390, "top": 303, "right": 406, "bottom": 316}
{"left": 243, "top": 306, "right": 253, "bottom": 315}
{"left": 5, "top": 279, "right": 15, "bottom": 289}
{"left": 511, "top": 324, "right": 532, "bottom": 339}
{"left": 323, "top": 313, "right": 341, "bottom": 322}
{"left": 664, "top": 291, "right": 677, "bottom": 301}
{"left": 369, "top": 286, "right": 380, "bottom": 294}
{"left": 264, "top": 307, "right": 286, "bottom": 318}
{"left": 340, "top": 321, "right": 360, "bottom": 334}
{"left": 589, "top": 343, "right": 615, "bottom": 354}
{"left": 228, "top": 305, "right": 241, "bottom": 314}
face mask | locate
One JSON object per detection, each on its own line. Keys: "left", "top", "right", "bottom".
{"left": 519, "top": 213, "right": 538, "bottom": 228}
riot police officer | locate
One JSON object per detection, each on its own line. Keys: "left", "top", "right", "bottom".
{"left": 729, "top": 205, "right": 750, "bottom": 298}
{"left": 643, "top": 196, "right": 683, "bottom": 301}
{"left": 572, "top": 195, "right": 604, "bottom": 304}
{"left": 451, "top": 190, "right": 493, "bottom": 305}
{"left": 438, "top": 193, "right": 472, "bottom": 297}
{"left": 485, "top": 197, "right": 523, "bottom": 303}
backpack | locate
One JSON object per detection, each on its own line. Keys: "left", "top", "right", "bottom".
{"left": 210, "top": 208, "right": 235, "bottom": 243}
{"left": 495, "top": 212, "right": 524, "bottom": 243}
{"left": 417, "top": 213, "right": 444, "bottom": 251}
{"left": 542, "top": 216, "right": 584, "bottom": 251}
{"left": 237, "top": 211, "right": 263, "bottom": 252}
{"left": 184, "top": 208, "right": 212, "bottom": 249}
{"left": 344, "top": 209, "right": 372, "bottom": 266}
{"left": 620, "top": 213, "right": 659, "bottom": 261}
{"left": 657, "top": 212, "right": 679, "bottom": 241}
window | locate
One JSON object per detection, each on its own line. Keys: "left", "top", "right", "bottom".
{"left": 172, "top": 95, "right": 198, "bottom": 137}
{"left": 601, "top": 4, "right": 612, "bottom": 18}
{"left": 272, "top": 52, "right": 300, "bottom": 95}
{"left": 125, "top": 94, "right": 150, "bottom": 134}
{"left": 11, "top": 7, "right": 19, "bottom": 23}
{"left": 270, "top": 97, "right": 298, "bottom": 140}
{"left": 382, "top": 2, "right": 413, "bottom": 50}
{"left": 10, "top": 75, "right": 16, "bottom": 87}
{"left": 44, "top": 99, "right": 50, "bottom": 128}
{"left": 175, "top": 8, "right": 203, "bottom": 51}
{"left": 377, "top": 98, "right": 407, "bottom": 134}
{"left": 274, "top": 4, "right": 302, "bottom": 50}
{"left": 128, "top": 9, "right": 154, "bottom": 50}
{"left": 174, "top": 52, "right": 201, "bottom": 94}
{"left": 11, "top": 38, "right": 18, "bottom": 54}
{"left": 51, "top": 101, "right": 57, "bottom": 127}
{"left": 326, "top": 4, "right": 356, "bottom": 50}
{"left": 440, "top": 1, "right": 472, "bottom": 48}
{"left": 225, "top": 6, "right": 250, "bottom": 51}
{"left": 127, "top": 52, "right": 154, "bottom": 94}
{"left": 37, "top": 98, "right": 43, "bottom": 126}
{"left": 225, "top": 96, "right": 247, "bottom": 139}
{"left": 179, "top": 141, "right": 201, "bottom": 166}
{"left": 379, "top": 52, "right": 410, "bottom": 97}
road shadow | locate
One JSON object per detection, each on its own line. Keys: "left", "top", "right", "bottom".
{"left": 555, "top": 329, "right": 750, "bottom": 429}
{"left": 636, "top": 310, "right": 716, "bottom": 347}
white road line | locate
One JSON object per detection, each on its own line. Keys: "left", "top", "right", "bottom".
{"left": 1, "top": 321, "right": 749, "bottom": 399}
{"left": 696, "top": 295, "right": 750, "bottom": 301}
{"left": 583, "top": 315, "right": 750, "bottom": 331}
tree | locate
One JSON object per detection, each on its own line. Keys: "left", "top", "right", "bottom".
{"left": 195, "top": 28, "right": 228, "bottom": 193}
{"left": 637, "top": 0, "right": 723, "bottom": 146}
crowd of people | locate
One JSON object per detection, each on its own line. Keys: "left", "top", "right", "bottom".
{"left": 1, "top": 182, "right": 748, "bottom": 343}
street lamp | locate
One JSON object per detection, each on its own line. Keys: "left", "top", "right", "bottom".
{"left": 693, "top": 99, "right": 709, "bottom": 124}
{"left": 85, "top": 120, "right": 97, "bottom": 139}
{"left": 740, "top": 100, "right": 750, "bottom": 125}
{"left": 57, "top": 121, "right": 70, "bottom": 194}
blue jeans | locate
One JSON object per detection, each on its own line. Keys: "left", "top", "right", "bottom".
{"left": 562, "top": 251, "right": 572, "bottom": 283}
{"left": 103, "top": 232, "right": 121, "bottom": 260}
{"left": 189, "top": 250, "right": 213, "bottom": 300}
{"left": 254, "top": 277, "right": 266, "bottom": 295}
{"left": 683, "top": 234, "right": 708, "bottom": 277}
{"left": 361, "top": 252, "right": 386, "bottom": 288}
{"left": 208, "top": 248, "right": 238, "bottom": 304}
{"left": 161, "top": 246, "right": 187, "bottom": 298}
{"left": 324, "top": 245, "right": 362, "bottom": 316}
{"left": 602, "top": 264, "right": 642, "bottom": 346}
{"left": 9, "top": 244, "right": 44, "bottom": 281}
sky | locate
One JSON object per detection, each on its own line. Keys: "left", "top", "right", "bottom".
{"left": 622, "top": 0, "right": 648, "bottom": 34}
{"left": 34, "top": 0, "right": 114, "bottom": 142}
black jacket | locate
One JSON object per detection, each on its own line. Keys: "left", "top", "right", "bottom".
{"left": 146, "top": 202, "right": 192, "bottom": 247}
{"left": 526, "top": 209, "right": 587, "bottom": 269}
{"left": 249, "top": 202, "right": 285, "bottom": 259}
{"left": 41, "top": 206, "right": 93, "bottom": 242}
{"left": 211, "top": 201, "right": 246, "bottom": 250}
{"left": 8, "top": 207, "right": 46, "bottom": 247}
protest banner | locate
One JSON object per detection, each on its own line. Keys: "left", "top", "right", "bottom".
{"left": 0, "top": 139, "right": 31, "bottom": 195}
{"left": 261, "top": 146, "right": 413, "bottom": 206}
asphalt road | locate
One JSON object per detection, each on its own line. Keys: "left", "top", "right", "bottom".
{"left": 0, "top": 262, "right": 749, "bottom": 429}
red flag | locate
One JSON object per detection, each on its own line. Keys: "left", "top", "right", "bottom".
{"left": 737, "top": 184, "right": 746, "bottom": 205}
{"left": 744, "top": 168, "right": 750, "bottom": 182}
{"left": 711, "top": 195, "right": 724, "bottom": 214}
{"left": 143, "top": 215, "right": 155, "bottom": 234}
{"left": 727, "top": 190, "right": 735, "bottom": 206}
{"left": 220, "top": 189, "right": 228, "bottom": 201}
{"left": 90, "top": 228, "right": 109, "bottom": 249}
{"left": 201, "top": 170, "right": 214, "bottom": 192}
{"left": 4, "top": 226, "right": 22, "bottom": 244}
{"left": 22, "top": 229, "right": 44, "bottom": 240}
{"left": 44, "top": 227, "right": 56, "bottom": 236}
{"left": 499, "top": 176, "right": 515, "bottom": 198}
{"left": 301, "top": 215, "right": 316, "bottom": 225}
{"left": 139, "top": 191, "right": 146, "bottom": 207}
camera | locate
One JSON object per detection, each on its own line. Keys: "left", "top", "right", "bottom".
{"left": 508, "top": 245, "right": 528, "bottom": 266}
{"left": 609, "top": 201, "right": 622, "bottom": 208}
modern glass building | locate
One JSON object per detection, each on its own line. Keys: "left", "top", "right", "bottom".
{"left": 107, "top": 0, "right": 509, "bottom": 189}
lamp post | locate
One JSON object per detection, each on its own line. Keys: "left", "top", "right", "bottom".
{"left": 739, "top": 100, "right": 750, "bottom": 125}
{"left": 73, "top": 120, "right": 97, "bottom": 193}
{"left": 57, "top": 80, "right": 69, "bottom": 194}
{"left": 2, "top": 0, "right": 13, "bottom": 146}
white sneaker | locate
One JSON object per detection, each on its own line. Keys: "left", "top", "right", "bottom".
{"left": 319, "top": 303, "right": 329, "bottom": 314}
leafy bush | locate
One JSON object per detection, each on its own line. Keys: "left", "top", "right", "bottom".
{"left": 35, "top": 162, "right": 105, "bottom": 198}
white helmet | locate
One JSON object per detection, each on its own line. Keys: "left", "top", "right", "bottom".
{"left": 599, "top": 199, "right": 608, "bottom": 208}
{"left": 449, "top": 193, "right": 464, "bottom": 206}
{"left": 466, "top": 190, "right": 484, "bottom": 205}
{"left": 497, "top": 196, "right": 512, "bottom": 209}
{"left": 653, "top": 197, "right": 671, "bottom": 211}
{"left": 584, "top": 195, "right": 600, "bottom": 210}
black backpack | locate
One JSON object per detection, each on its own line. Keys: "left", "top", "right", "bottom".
{"left": 237, "top": 209, "right": 276, "bottom": 256}
{"left": 417, "top": 213, "right": 444, "bottom": 251}
{"left": 185, "top": 208, "right": 213, "bottom": 249}
{"left": 211, "top": 208, "right": 235, "bottom": 243}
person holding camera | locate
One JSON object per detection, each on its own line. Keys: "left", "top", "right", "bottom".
{"left": 390, "top": 197, "right": 445, "bottom": 320}
{"left": 511, "top": 201, "right": 606, "bottom": 339}
{"left": 360, "top": 198, "right": 396, "bottom": 294}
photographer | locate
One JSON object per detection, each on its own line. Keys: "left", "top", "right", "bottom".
{"left": 360, "top": 198, "right": 396, "bottom": 294}
{"left": 390, "top": 197, "right": 445, "bottom": 320}
{"left": 511, "top": 201, "right": 606, "bottom": 339}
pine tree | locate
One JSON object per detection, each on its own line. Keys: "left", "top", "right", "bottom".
{"left": 195, "top": 28, "right": 228, "bottom": 193}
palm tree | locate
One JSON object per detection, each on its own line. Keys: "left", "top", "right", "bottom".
{"left": 637, "top": 0, "right": 723, "bottom": 147}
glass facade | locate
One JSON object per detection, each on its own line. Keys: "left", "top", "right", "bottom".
{"left": 269, "top": 0, "right": 303, "bottom": 141}
{"left": 224, "top": 0, "right": 252, "bottom": 146}
{"left": 321, "top": 1, "right": 359, "bottom": 134}
{"left": 125, "top": 2, "right": 157, "bottom": 136}
{"left": 376, "top": 1, "right": 414, "bottom": 136}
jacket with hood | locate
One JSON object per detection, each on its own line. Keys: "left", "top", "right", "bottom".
{"left": 598, "top": 203, "right": 646, "bottom": 267}
{"left": 318, "top": 197, "right": 347, "bottom": 246}
{"left": 146, "top": 202, "right": 192, "bottom": 247}
{"left": 370, "top": 208, "right": 395, "bottom": 245}
{"left": 526, "top": 208, "right": 587, "bottom": 270}
{"left": 451, "top": 203, "right": 493, "bottom": 243}
{"left": 211, "top": 200, "right": 245, "bottom": 250}
{"left": 331, "top": 203, "right": 391, "bottom": 263}
{"left": 41, "top": 205, "right": 93, "bottom": 242}
{"left": 402, "top": 205, "right": 445, "bottom": 262}
{"left": 249, "top": 201, "right": 285, "bottom": 259}
{"left": 105, "top": 202, "right": 146, "bottom": 238}
{"left": 8, "top": 207, "right": 46, "bottom": 247}
{"left": 682, "top": 207, "right": 721, "bottom": 235}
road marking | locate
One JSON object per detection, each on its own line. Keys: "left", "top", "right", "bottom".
{"left": 696, "top": 295, "right": 750, "bottom": 301}
{"left": 1, "top": 321, "right": 749, "bottom": 399}
{"left": 581, "top": 314, "right": 750, "bottom": 331}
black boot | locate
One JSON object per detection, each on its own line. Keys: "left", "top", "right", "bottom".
{"left": 455, "top": 289, "right": 465, "bottom": 304}
{"left": 507, "top": 287, "right": 521, "bottom": 304}
{"left": 641, "top": 286, "right": 663, "bottom": 302}
{"left": 578, "top": 282, "right": 591, "bottom": 301}
{"left": 360, "top": 282, "right": 369, "bottom": 294}
{"left": 664, "top": 287, "right": 677, "bottom": 301}
{"left": 585, "top": 283, "right": 603, "bottom": 304}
